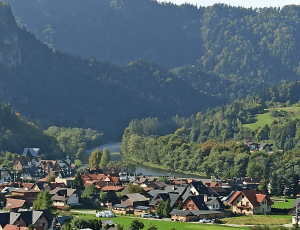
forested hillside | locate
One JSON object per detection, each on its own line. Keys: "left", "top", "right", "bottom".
{"left": 3, "top": 0, "right": 300, "bottom": 101}
{"left": 121, "top": 81, "right": 300, "bottom": 181}
{"left": 0, "top": 2, "right": 219, "bottom": 141}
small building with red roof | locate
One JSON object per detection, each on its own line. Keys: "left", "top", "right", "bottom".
{"left": 228, "top": 189, "right": 274, "bottom": 215}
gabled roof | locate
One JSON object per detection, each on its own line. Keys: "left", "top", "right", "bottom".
{"left": 22, "top": 148, "right": 40, "bottom": 158}
{"left": 5, "top": 198, "right": 27, "bottom": 210}
{"left": 22, "top": 183, "right": 35, "bottom": 189}
{"left": 189, "top": 181, "right": 210, "bottom": 195}
{"left": 50, "top": 188, "right": 77, "bottom": 197}
{"left": 183, "top": 195, "right": 208, "bottom": 210}
{"left": 229, "top": 189, "right": 274, "bottom": 207}
{"left": 0, "top": 212, "right": 11, "bottom": 227}
{"left": 205, "top": 197, "right": 225, "bottom": 209}
{"left": 18, "top": 210, "right": 42, "bottom": 225}
{"left": 3, "top": 224, "right": 28, "bottom": 230}
{"left": 18, "top": 210, "right": 52, "bottom": 226}
{"left": 123, "top": 193, "right": 148, "bottom": 202}
{"left": 169, "top": 209, "right": 194, "bottom": 216}
{"left": 51, "top": 194, "right": 67, "bottom": 202}
{"left": 56, "top": 216, "right": 70, "bottom": 226}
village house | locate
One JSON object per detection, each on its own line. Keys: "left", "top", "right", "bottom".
{"left": 121, "top": 193, "right": 149, "bottom": 208}
{"left": 149, "top": 193, "right": 182, "bottom": 212}
{"left": 182, "top": 195, "right": 208, "bottom": 211}
{"left": 7, "top": 189, "right": 39, "bottom": 206}
{"left": 50, "top": 188, "right": 79, "bottom": 209}
{"left": 229, "top": 189, "right": 274, "bottom": 215}
{"left": 18, "top": 210, "right": 52, "bottom": 230}
{"left": 38, "top": 161, "right": 60, "bottom": 176}
{"left": 0, "top": 212, "right": 27, "bottom": 228}
{"left": 0, "top": 169, "right": 13, "bottom": 184}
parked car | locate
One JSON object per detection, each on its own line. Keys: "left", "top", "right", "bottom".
{"left": 153, "top": 215, "right": 161, "bottom": 219}
{"left": 213, "top": 218, "right": 224, "bottom": 224}
{"left": 199, "top": 218, "right": 211, "bottom": 223}
{"left": 142, "top": 214, "right": 153, "bottom": 218}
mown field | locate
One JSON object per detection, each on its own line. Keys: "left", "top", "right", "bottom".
{"left": 223, "top": 215, "right": 291, "bottom": 225}
{"left": 271, "top": 198, "right": 295, "bottom": 209}
{"left": 243, "top": 107, "right": 300, "bottom": 130}
{"left": 72, "top": 212, "right": 246, "bottom": 230}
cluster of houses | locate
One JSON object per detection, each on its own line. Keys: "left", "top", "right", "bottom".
{"left": 0, "top": 147, "right": 289, "bottom": 230}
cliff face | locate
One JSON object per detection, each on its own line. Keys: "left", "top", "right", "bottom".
{"left": 0, "top": 3, "right": 20, "bottom": 68}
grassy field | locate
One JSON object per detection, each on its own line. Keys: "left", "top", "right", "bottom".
{"left": 243, "top": 106, "right": 300, "bottom": 130}
{"left": 271, "top": 198, "right": 295, "bottom": 209}
{"left": 243, "top": 112, "right": 273, "bottom": 130}
{"left": 223, "top": 215, "right": 291, "bottom": 225}
{"left": 72, "top": 212, "right": 246, "bottom": 230}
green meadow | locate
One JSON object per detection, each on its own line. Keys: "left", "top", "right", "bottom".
{"left": 72, "top": 212, "right": 246, "bottom": 230}
{"left": 243, "top": 106, "right": 300, "bottom": 130}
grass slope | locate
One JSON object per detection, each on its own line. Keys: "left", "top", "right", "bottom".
{"left": 271, "top": 198, "right": 295, "bottom": 209}
{"left": 73, "top": 213, "right": 245, "bottom": 230}
{"left": 243, "top": 106, "right": 300, "bottom": 130}
{"left": 223, "top": 215, "right": 291, "bottom": 225}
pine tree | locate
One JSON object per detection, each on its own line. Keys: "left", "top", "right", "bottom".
{"left": 33, "top": 191, "right": 53, "bottom": 210}
{"left": 72, "top": 172, "right": 84, "bottom": 189}
{"left": 99, "top": 148, "right": 111, "bottom": 168}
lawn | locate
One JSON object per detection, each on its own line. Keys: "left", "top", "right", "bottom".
{"left": 243, "top": 112, "right": 273, "bottom": 130}
{"left": 223, "top": 215, "right": 291, "bottom": 225}
{"left": 243, "top": 106, "right": 300, "bottom": 131}
{"left": 271, "top": 198, "right": 295, "bottom": 209}
{"left": 72, "top": 212, "right": 246, "bottom": 230}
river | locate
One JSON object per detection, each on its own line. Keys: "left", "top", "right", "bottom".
{"left": 86, "top": 142, "right": 204, "bottom": 179}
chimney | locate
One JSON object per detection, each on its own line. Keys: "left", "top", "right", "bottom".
{"left": 204, "top": 195, "right": 208, "bottom": 202}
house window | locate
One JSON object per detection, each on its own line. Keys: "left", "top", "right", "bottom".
{"left": 213, "top": 204, "right": 215, "bottom": 208}
{"left": 43, "top": 223, "right": 45, "bottom": 227}
{"left": 0, "top": 201, "right": 4, "bottom": 206}
{"left": 246, "top": 202, "right": 249, "bottom": 206}
{"left": 242, "top": 195, "right": 244, "bottom": 198}
{"left": 215, "top": 204, "right": 218, "bottom": 209}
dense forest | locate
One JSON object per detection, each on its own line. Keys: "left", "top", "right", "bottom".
{"left": 3, "top": 0, "right": 300, "bottom": 100}
{"left": 121, "top": 80, "right": 300, "bottom": 182}
{"left": 2, "top": 0, "right": 300, "bottom": 151}
{"left": 0, "top": 2, "right": 220, "bottom": 141}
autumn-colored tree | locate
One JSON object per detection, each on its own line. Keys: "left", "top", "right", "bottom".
{"left": 88, "top": 149, "right": 102, "bottom": 168}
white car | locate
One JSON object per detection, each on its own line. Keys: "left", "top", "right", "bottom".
{"left": 199, "top": 218, "right": 211, "bottom": 223}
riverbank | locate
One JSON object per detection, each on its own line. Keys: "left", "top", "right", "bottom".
{"left": 126, "top": 156, "right": 207, "bottom": 178}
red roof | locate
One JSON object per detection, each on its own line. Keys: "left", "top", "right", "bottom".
{"left": 101, "top": 186, "right": 124, "bottom": 192}
{"left": 5, "top": 198, "right": 27, "bottom": 209}
{"left": 229, "top": 189, "right": 273, "bottom": 207}
{"left": 3, "top": 225, "right": 28, "bottom": 230}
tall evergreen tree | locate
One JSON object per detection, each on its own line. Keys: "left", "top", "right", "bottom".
{"left": 72, "top": 172, "right": 84, "bottom": 190}
{"left": 99, "top": 148, "right": 110, "bottom": 168}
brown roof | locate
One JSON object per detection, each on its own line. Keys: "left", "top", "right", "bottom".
{"left": 51, "top": 194, "right": 67, "bottom": 201}
{"left": 6, "top": 198, "right": 27, "bottom": 209}
{"left": 22, "top": 183, "right": 34, "bottom": 189}
{"left": 101, "top": 186, "right": 124, "bottom": 192}
{"left": 50, "top": 182, "right": 67, "bottom": 189}
{"left": 124, "top": 193, "right": 148, "bottom": 202}
{"left": 11, "top": 189, "right": 39, "bottom": 194}
{"left": 50, "top": 188, "right": 77, "bottom": 197}
{"left": 229, "top": 189, "right": 273, "bottom": 207}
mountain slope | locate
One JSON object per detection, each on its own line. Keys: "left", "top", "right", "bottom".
{"left": 0, "top": 2, "right": 220, "bottom": 140}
